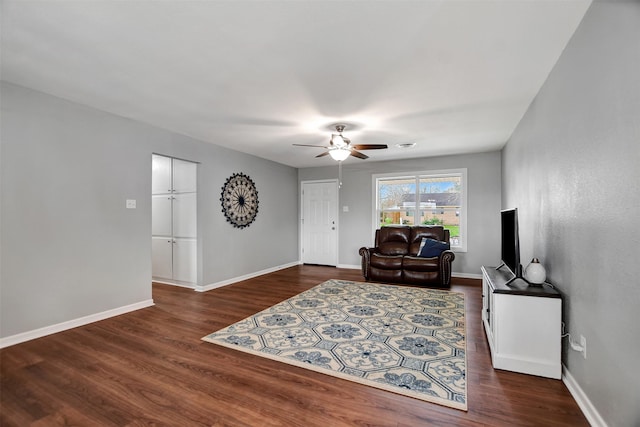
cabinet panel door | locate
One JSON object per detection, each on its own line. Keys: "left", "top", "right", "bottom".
{"left": 152, "top": 155, "right": 172, "bottom": 195}
{"left": 173, "top": 159, "right": 197, "bottom": 193}
{"left": 173, "top": 238, "right": 196, "bottom": 283}
{"left": 173, "top": 193, "right": 197, "bottom": 238}
{"left": 152, "top": 237, "right": 173, "bottom": 280}
{"left": 152, "top": 195, "right": 172, "bottom": 236}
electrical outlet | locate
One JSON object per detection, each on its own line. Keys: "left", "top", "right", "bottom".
{"left": 580, "top": 335, "right": 587, "bottom": 359}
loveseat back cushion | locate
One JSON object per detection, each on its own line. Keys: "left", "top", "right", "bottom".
{"left": 376, "top": 226, "right": 411, "bottom": 256}
{"left": 409, "top": 226, "right": 448, "bottom": 255}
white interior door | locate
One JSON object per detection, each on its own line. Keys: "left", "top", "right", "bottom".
{"left": 302, "top": 181, "right": 338, "bottom": 266}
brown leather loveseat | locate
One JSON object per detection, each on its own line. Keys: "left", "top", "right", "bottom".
{"left": 358, "top": 225, "right": 455, "bottom": 288}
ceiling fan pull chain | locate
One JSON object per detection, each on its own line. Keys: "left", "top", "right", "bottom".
{"left": 338, "top": 161, "right": 343, "bottom": 188}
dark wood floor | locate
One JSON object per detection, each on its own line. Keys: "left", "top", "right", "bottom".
{"left": 1, "top": 265, "right": 588, "bottom": 426}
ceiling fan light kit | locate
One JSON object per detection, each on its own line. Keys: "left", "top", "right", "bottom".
{"left": 329, "top": 147, "right": 351, "bottom": 161}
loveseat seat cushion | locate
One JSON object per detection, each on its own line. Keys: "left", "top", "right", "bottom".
{"left": 370, "top": 253, "right": 404, "bottom": 269}
{"left": 403, "top": 255, "right": 439, "bottom": 271}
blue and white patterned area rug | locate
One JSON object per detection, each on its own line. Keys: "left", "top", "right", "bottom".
{"left": 202, "top": 279, "right": 467, "bottom": 411}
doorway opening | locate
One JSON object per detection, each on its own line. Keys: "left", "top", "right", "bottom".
{"left": 151, "top": 154, "right": 197, "bottom": 287}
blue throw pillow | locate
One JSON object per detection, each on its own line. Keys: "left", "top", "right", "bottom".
{"left": 417, "top": 238, "right": 450, "bottom": 258}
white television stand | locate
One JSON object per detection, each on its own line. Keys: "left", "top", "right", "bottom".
{"left": 481, "top": 266, "right": 562, "bottom": 379}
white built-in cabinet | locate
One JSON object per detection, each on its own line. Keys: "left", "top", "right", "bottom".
{"left": 481, "top": 266, "right": 562, "bottom": 379}
{"left": 152, "top": 154, "right": 197, "bottom": 285}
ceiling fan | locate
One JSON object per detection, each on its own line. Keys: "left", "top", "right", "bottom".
{"left": 293, "top": 124, "right": 388, "bottom": 161}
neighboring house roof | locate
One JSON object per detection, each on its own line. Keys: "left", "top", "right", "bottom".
{"left": 401, "top": 193, "right": 461, "bottom": 207}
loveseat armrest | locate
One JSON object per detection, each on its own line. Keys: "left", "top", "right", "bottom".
{"left": 439, "top": 250, "right": 456, "bottom": 286}
{"left": 359, "top": 247, "right": 375, "bottom": 280}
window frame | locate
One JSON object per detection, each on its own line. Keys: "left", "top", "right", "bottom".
{"left": 372, "top": 168, "right": 467, "bottom": 252}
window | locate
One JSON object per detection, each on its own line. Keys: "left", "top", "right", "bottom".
{"left": 374, "top": 169, "right": 467, "bottom": 251}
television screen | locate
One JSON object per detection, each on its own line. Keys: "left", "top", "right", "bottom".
{"left": 499, "top": 208, "right": 520, "bottom": 280}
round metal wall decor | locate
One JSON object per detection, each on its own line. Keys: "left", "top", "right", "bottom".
{"left": 220, "top": 173, "right": 259, "bottom": 228}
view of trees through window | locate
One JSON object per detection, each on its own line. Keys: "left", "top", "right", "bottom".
{"left": 377, "top": 173, "right": 463, "bottom": 247}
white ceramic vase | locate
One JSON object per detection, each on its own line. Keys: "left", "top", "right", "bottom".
{"left": 524, "top": 258, "right": 546, "bottom": 284}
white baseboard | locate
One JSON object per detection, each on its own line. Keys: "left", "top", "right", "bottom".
{"left": 334, "top": 267, "right": 483, "bottom": 278}
{"left": 337, "top": 264, "right": 360, "bottom": 270}
{"left": 0, "top": 299, "right": 155, "bottom": 349}
{"left": 196, "top": 261, "right": 301, "bottom": 292}
{"left": 151, "top": 278, "right": 195, "bottom": 289}
{"left": 193, "top": 263, "right": 482, "bottom": 293}
{"left": 562, "top": 364, "right": 608, "bottom": 427}
{"left": 452, "top": 272, "right": 482, "bottom": 279}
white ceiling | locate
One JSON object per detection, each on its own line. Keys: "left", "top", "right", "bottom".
{"left": 1, "top": 0, "right": 591, "bottom": 168}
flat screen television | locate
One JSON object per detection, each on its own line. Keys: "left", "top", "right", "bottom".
{"left": 497, "top": 208, "right": 521, "bottom": 283}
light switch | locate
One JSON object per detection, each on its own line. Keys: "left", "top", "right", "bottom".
{"left": 343, "top": 206, "right": 349, "bottom": 212}
{"left": 126, "top": 199, "right": 137, "bottom": 209}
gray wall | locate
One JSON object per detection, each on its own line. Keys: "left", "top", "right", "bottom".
{"left": 299, "top": 151, "right": 502, "bottom": 275}
{"left": 501, "top": 2, "right": 640, "bottom": 426}
{"left": 0, "top": 82, "right": 298, "bottom": 338}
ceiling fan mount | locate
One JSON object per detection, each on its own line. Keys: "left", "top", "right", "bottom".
{"left": 293, "top": 124, "right": 388, "bottom": 161}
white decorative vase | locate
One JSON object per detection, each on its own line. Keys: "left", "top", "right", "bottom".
{"left": 524, "top": 258, "right": 546, "bottom": 284}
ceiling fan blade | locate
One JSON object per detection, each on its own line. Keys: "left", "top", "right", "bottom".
{"left": 293, "top": 144, "right": 330, "bottom": 148}
{"left": 350, "top": 150, "right": 369, "bottom": 159}
{"left": 350, "top": 144, "right": 388, "bottom": 150}
{"left": 315, "top": 151, "right": 330, "bottom": 158}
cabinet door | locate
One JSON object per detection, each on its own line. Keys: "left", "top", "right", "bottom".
{"left": 173, "top": 238, "right": 196, "bottom": 283}
{"left": 172, "top": 159, "right": 197, "bottom": 193}
{"left": 152, "top": 237, "right": 173, "bottom": 280}
{"left": 152, "top": 195, "right": 173, "bottom": 236}
{"left": 152, "top": 155, "right": 172, "bottom": 195}
{"left": 172, "top": 193, "right": 196, "bottom": 238}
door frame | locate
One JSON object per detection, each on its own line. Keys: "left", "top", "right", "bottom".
{"left": 300, "top": 179, "right": 339, "bottom": 266}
